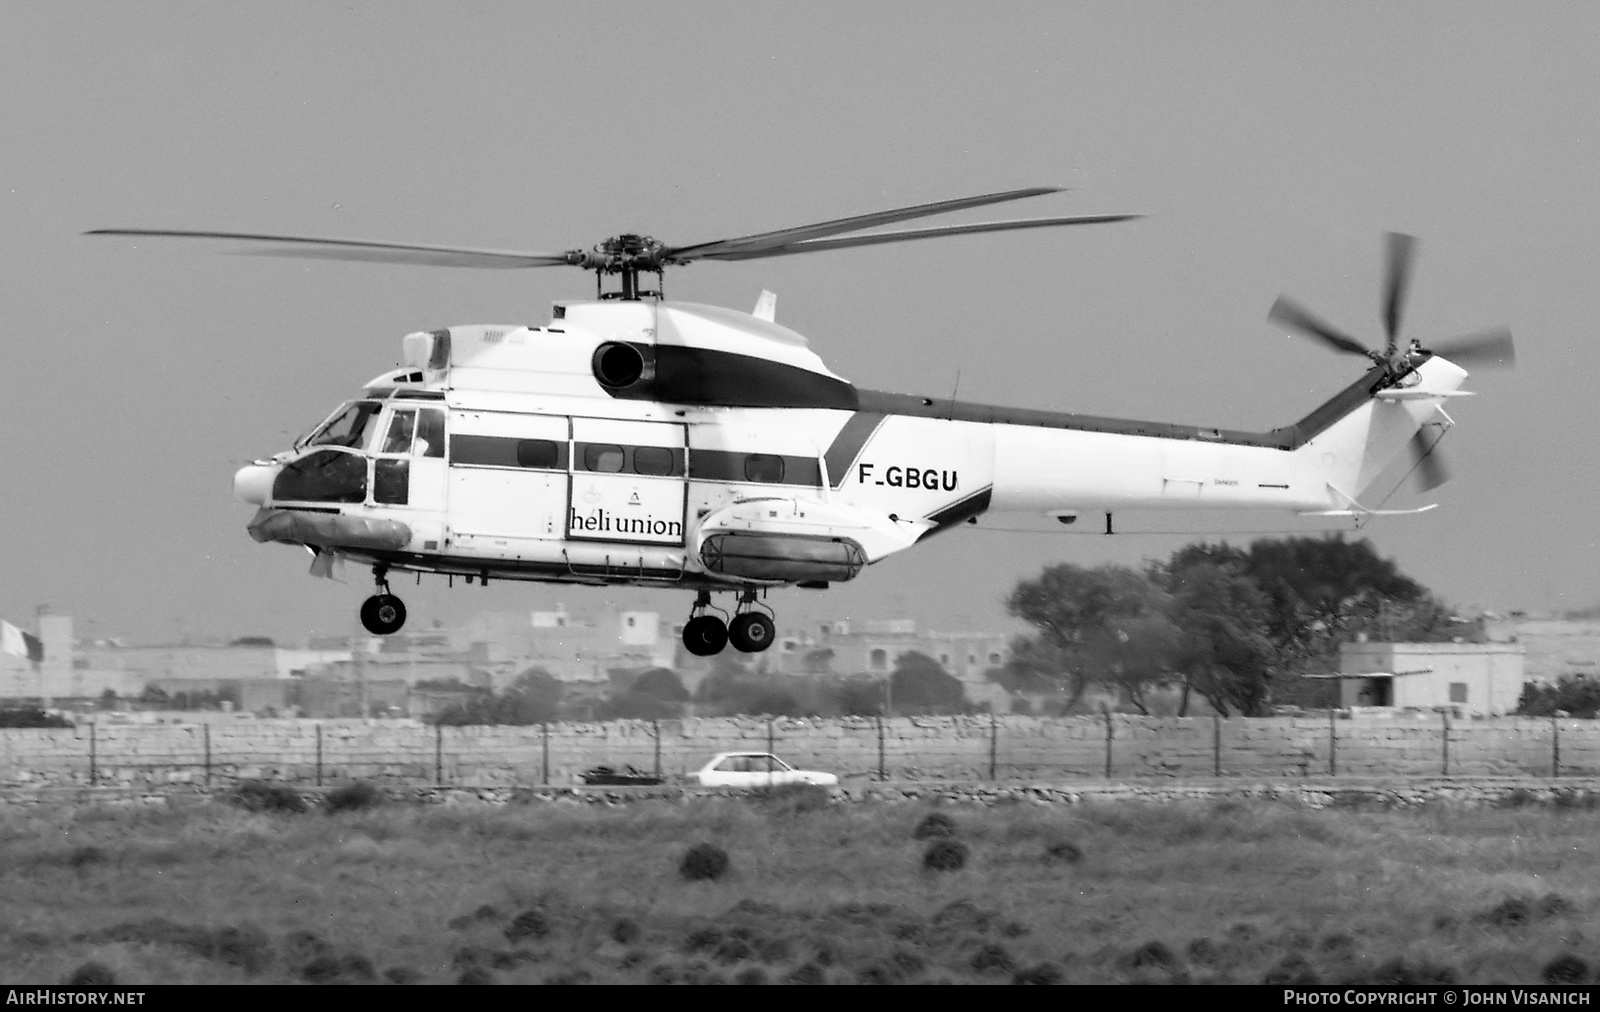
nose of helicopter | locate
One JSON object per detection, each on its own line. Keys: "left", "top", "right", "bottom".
{"left": 233, "top": 463, "right": 277, "bottom": 505}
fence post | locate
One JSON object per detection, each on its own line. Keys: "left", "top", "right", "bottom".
{"left": 434, "top": 723, "right": 443, "bottom": 786}
{"left": 1441, "top": 710, "right": 1450, "bottom": 777}
{"left": 1552, "top": 715, "right": 1560, "bottom": 779}
{"left": 1328, "top": 708, "right": 1337, "bottom": 777}
{"left": 767, "top": 717, "right": 774, "bottom": 757}
{"left": 876, "top": 715, "right": 886, "bottom": 781}
{"left": 204, "top": 724, "right": 212, "bottom": 787}
{"left": 1213, "top": 714, "right": 1221, "bottom": 777}
{"left": 541, "top": 722, "right": 550, "bottom": 785}
{"left": 89, "top": 722, "right": 97, "bottom": 786}
{"left": 654, "top": 719, "right": 662, "bottom": 778}
{"left": 1103, "top": 707, "right": 1113, "bottom": 779}
{"left": 989, "top": 712, "right": 998, "bottom": 781}
{"left": 315, "top": 723, "right": 323, "bottom": 787}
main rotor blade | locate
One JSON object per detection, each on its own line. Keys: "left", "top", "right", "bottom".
{"left": 85, "top": 229, "right": 574, "bottom": 269}
{"left": 1409, "top": 428, "right": 1451, "bottom": 492}
{"left": 1427, "top": 326, "right": 1516, "bottom": 368}
{"left": 1268, "top": 295, "right": 1373, "bottom": 357}
{"left": 664, "top": 187, "right": 1064, "bottom": 261}
{"left": 685, "top": 214, "right": 1142, "bottom": 262}
{"left": 1382, "top": 232, "right": 1417, "bottom": 351}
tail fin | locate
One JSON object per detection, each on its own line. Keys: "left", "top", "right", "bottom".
{"left": 1291, "top": 355, "right": 1469, "bottom": 508}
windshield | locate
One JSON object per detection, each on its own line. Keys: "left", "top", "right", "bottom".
{"left": 303, "top": 401, "right": 384, "bottom": 450}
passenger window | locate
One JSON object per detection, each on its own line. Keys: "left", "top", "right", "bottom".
{"left": 744, "top": 454, "right": 784, "bottom": 483}
{"left": 633, "top": 446, "right": 675, "bottom": 476}
{"left": 382, "top": 410, "right": 417, "bottom": 454}
{"left": 584, "top": 444, "right": 625, "bottom": 473}
{"left": 415, "top": 408, "right": 445, "bottom": 458}
{"left": 516, "top": 439, "right": 561, "bottom": 469}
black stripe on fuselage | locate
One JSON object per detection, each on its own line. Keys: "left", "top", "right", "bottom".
{"left": 918, "top": 485, "right": 993, "bottom": 541}
{"left": 823, "top": 411, "right": 886, "bottom": 488}
{"left": 855, "top": 361, "right": 1393, "bottom": 451}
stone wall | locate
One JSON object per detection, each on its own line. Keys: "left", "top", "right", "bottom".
{"left": 0, "top": 714, "right": 1592, "bottom": 788}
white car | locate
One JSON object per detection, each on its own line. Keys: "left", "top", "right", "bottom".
{"left": 694, "top": 752, "right": 838, "bottom": 788}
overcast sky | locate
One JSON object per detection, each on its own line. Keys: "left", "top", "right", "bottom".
{"left": 2, "top": 3, "right": 1595, "bottom": 644}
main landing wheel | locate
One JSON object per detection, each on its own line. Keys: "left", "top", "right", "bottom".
{"left": 360, "top": 594, "right": 407, "bottom": 635}
{"left": 682, "top": 615, "right": 729, "bottom": 656}
{"left": 729, "top": 612, "right": 776, "bottom": 653}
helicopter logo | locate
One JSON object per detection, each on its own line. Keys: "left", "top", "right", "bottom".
{"left": 89, "top": 189, "right": 1513, "bottom": 656}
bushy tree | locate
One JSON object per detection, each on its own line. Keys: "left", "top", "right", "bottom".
{"left": 434, "top": 667, "right": 563, "bottom": 725}
{"left": 629, "top": 668, "right": 689, "bottom": 702}
{"left": 889, "top": 652, "right": 967, "bottom": 713}
{"left": 1154, "top": 555, "right": 1276, "bottom": 716}
{"left": 1006, "top": 563, "right": 1174, "bottom": 711}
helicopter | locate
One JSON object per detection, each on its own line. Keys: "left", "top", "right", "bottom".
{"left": 89, "top": 188, "right": 1514, "bottom": 654}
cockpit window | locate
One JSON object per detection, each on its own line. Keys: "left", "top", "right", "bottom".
{"left": 305, "top": 401, "right": 384, "bottom": 450}
{"left": 415, "top": 408, "right": 445, "bottom": 458}
{"left": 382, "top": 410, "right": 417, "bottom": 454}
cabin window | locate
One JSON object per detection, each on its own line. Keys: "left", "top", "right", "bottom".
{"left": 745, "top": 454, "right": 784, "bottom": 483}
{"left": 452, "top": 435, "right": 566, "bottom": 470}
{"left": 583, "top": 443, "right": 626, "bottom": 473}
{"left": 632, "top": 446, "right": 675, "bottom": 476}
{"left": 516, "top": 439, "right": 562, "bottom": 468}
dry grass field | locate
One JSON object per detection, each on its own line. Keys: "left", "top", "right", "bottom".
{"left": 2, "top": 787, "right": 1598, "bottom": 984}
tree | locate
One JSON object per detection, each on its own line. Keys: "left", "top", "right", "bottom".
{"left": 889, "top": 652, "right": 967, "bottom": 713}
{"left": 1006, "top": 563, "right": 1175, "bottom": 711}
{"left": 630, "top": 668, "right": 689, "bottom": 702}
{"left": 831, "top": 677, "right": 885, "bottom": 717}
{"left": 1154, "top": 556, "right": 1277, "bottom": 716}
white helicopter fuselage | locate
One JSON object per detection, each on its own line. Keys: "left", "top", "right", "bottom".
{"left": 235, "top": 298, "right": 1467, "bottom": 593}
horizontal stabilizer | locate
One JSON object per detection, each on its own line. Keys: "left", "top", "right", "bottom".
{"left": 1373, "top": 389, "right": 1475, "bottom": 401}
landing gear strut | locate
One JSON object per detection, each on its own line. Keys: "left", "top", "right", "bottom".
{"left": 360, "top": 565, "right": 407, "bottom": 635}
{"left": 680, "top": 589, "right": 776, "bottom": 656}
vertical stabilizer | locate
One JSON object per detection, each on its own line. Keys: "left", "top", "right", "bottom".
{"left": 1294, "top": 356, "right": 1468, "bottom": 506}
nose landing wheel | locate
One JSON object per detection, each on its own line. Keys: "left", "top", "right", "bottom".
{"left": 360, "top": 567, "right": 407, "bottom": 635}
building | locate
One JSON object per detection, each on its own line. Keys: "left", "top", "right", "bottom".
{"left": 1336, "top": 641, "right": 1525, "bottom": 716}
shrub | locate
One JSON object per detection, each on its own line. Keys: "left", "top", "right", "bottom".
{"left": 611, "top": 917, "right": 640, "bottom": 945}
{"left": 323, "top": 780, "right": 386, "bottom": 813}
{"left": 681, "top": 843, "right": 731, "bottom": 882}
{"left": 922, "top": 838, "right": 969, "bottom": 872}
{"left": 230, "top": 780, "right": 308, "bottom": 814}
{"left": 1542, "top": 955, "right": 1589, "bottom": 985}
{"left": 64, "top": 962, "right": 114, "bottom": 985}
{"left": 787, "top": 962, "right": 826, "bottom": 985}
{"left": 1012, "top": 962, "right": 1063, "bottom": 985}
{"left": 912, "top": 811, "right": 957, "bottom": 840}
{"left": 504, "top": 909, "right": 550, "bottom": 941}
{"left": 1043, "top": 838, "right": 1083, "bottom": 864}
{"left": 971, "top": 942, "right": 1015, "bottom": 974}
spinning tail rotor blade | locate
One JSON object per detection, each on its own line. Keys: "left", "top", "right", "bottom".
{"left": 84, "top": 229, "right": 574, "bottom": 269}
{"left": 1268, "top": 295, "right": 1373, "bottom": 358}
{"left": 1409, "top": 428, "right": 1451, "bottom": 492}
{"left": 1382, "top": 232, "right": 1417, "bottom": 351}
{"left": 1427, "top": 327, "right": 1516, "bottom": 368}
